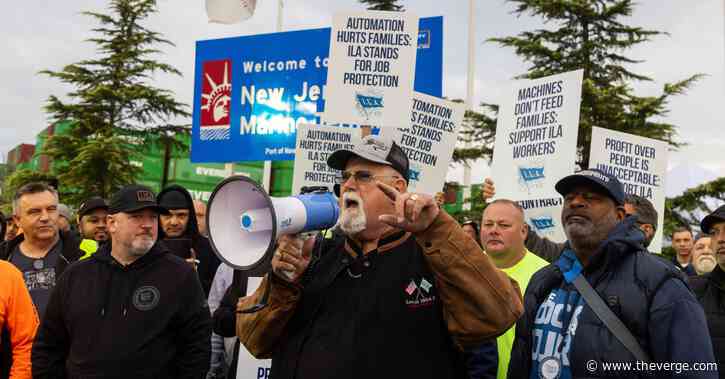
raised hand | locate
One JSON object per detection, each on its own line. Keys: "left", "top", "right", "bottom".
{"left": 482, "top": 178, "right": 495, "bottom": 202}
{"left": 377, "top": 181, "right": 440, "bottom": 233}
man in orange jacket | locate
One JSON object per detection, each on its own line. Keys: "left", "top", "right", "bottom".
{"left": 0, "top": 260, "right": 39, "bottom": 379}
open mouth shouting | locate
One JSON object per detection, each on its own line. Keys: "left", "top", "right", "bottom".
{"left": 343, "top": 193, "right": 362, "bottom": 210}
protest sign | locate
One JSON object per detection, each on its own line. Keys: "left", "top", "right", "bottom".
{"left": 490, "top": 69, "right": 583, "bottom": 201}
{"left": 589, "top": 127, "right": 668, "bottom": 253}
{"left": 236, "top": 276, "right": 270, "bottom": 379}
{"left": 376, "top": 92, "right": 464, "bottom": 195}
{"left": 191, "top": 17, "right": 442, "bottom": 163}
{"left": 322, "top": 11, "right": 419, "bottom": 127}
{"left": 518, "top": 197, "right": 566, "bottom": 243}
{"left": 292, "top": 124, "right": 360, "bottom": 195}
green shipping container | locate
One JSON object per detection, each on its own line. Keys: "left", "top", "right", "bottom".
{"left": 270, "top": 161, "right": 294, "bottom": 197}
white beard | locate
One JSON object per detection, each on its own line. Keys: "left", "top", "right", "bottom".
{"left": 694, "top": 255, "right": 717, "bottom": 275}
{"left": 339, "top": 192, "right": 367, "bottom": 236}
{"left": 129, "top": 236, "right": 155, "bottom": 257}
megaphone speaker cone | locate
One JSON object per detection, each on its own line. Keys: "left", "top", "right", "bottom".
{"left": 206, "top": 176, "right": 341, "bottom": 272}
{"left": 207, "top": 176, "right": 276, "bottom": 271}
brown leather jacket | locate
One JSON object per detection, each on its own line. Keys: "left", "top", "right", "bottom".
{"left": 236, "top": 211, "right": 524, "bottom": 358}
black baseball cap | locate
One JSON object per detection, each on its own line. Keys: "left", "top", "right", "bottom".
{"left": 78, "top": 196, "right": 109, "bottom": 218}
{"left": 109, "top": 185, "right": 169, "bottom": 215}
{"left": 701, "top": 205, "right": 725, "bottom": 234}
{"left": 555, "top": 169, "right": 625, "bottom": 205}
{"left": 327, "top": 134, "right": 410, "bottom": 182}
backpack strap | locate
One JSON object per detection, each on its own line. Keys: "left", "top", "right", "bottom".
{"left": 573, "top": 275, "right": 652, "bottom": 363}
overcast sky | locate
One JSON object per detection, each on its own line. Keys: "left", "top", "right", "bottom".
{"left": 2, "top": 0, "right": 723, "bottom": 187}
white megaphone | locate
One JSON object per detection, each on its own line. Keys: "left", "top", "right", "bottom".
{"left": 206, "top": 175, "right": 340, "bottom": 271}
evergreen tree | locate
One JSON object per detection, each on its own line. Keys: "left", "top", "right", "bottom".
{"left": 453, "top": 102, "right": 498, "bottom": 164}
{"left": 40, "top": 0, "right": 189, "bottom": 205}
{"left": 665, "top": 178, "right": 725, "bottom": 235}
{"left": 359, "top": 0, "right": 404, "bottom": 11}
{"left": 477, "top": 0, "right": 702, "bottom": 167}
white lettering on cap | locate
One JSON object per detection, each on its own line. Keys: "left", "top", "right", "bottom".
{"left": 578, "top": 170, "right": 609, "bottom": 183}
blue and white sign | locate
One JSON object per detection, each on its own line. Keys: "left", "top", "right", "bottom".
{"left": 518, "top": 197, "right": 566, "bottom": 243}
{"left": 291, "top": 123, "right": 360, "bottom": 195}
{"left": 589, "top": 127, "right": 668, "bottom": 253}
{"left": 376, "top": 92, "right": 465, "bottom": 195}
{"left": 491, "top": 70, "right": 583, "bottom": 201}
{"left": 322, "top": 11, "right": 419, "bottom": 127}
{"left": 191, "top": 17, "right": 443, "bottom": 163}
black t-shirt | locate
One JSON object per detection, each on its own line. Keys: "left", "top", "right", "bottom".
{"left": 10, "top": 240, "right": 62, "bottom": 317}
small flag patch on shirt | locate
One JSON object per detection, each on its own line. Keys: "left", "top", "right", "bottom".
{"left": 405, "top": 280, "right": 418, "bottom": 295}
{"left": 420, "top": 278, "right": 432, "bottom": 293}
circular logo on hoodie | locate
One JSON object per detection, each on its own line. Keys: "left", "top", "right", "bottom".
{"left": 132, "top": 286, "right": 160, "bottom": 311}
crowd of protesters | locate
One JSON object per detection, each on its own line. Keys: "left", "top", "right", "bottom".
{"left": 0, "top": 136, "right": 724, "bottom": 378}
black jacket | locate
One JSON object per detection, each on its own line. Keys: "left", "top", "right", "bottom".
{"left": 157, "top": 185, "right": 221, "bottom": 296}
{"left": 690, "top": 265, "right": 725, "bottom": 378}
{"left": 673, "top": 256, "right": 698, "bottom": 277}
{"left": 0, "top": 211, "right": 6, "bottom": 241}
{"left": 0, "top": 230, "right": 83, "bottom": 278}
{"left": 509, "top": 218, "right": 716, "bottom": 378}
{"left": 31, "top": 241, "right": 212, "bottom": 379}
{"left": 270, "top": 231, "right": 468, "bottom": 379}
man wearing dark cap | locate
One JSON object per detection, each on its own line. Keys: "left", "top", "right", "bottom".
{"left": 509, "top": 169, "right": 716, "bottom": 378}
{"left": 157, "top": 185, "right": 220, "bottom": 296}
{"left": 236, "top": 134, "right": 523, "bottom": 379}
{"left": 690, "top": 204, "right": 725, "bottom": 376}
{"left": 32, "top": 184, "right": 212, "bottom": 379}
{"left": 77, "top": 196, "right": 109, "bottom": 243}
{"left": 76, "top": 196, "right": 110, "bottom": 260}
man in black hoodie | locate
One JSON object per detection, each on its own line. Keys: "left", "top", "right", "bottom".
{"left": 32, "top": 184, "right": 212, "bottom": 379}
{"left": 157, "top": 185, "right": 220, "bottom": 296}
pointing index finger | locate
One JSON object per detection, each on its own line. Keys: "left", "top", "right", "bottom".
{"left": 376, "top": 181, "right": 399, "bottom": 202}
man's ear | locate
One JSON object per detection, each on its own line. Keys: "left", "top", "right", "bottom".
{"left": 394, "top": 178, "right": 407, "bottom": 194}
{"left": 106, "top": 215, "right": 116, "bottom": 233}
{"left": 615, "top": 206, "right": 626, "bottom": 221}
{"left": 520, "top": 222, "right": 529, "bottom": 240}
{"left": 642, "top": 224, "right": 655, "bottom": 239}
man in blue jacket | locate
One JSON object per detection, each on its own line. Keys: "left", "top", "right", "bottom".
{"left": 508, "top": 169, "right": 717, "bottom": 378}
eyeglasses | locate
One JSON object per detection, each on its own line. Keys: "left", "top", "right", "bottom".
{"left": 335, "top": 170, "right": 400, "bottom": 185}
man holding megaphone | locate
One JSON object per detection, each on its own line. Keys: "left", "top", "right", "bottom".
{"left": 236, "top": 135, "right": 524, "bottom": 379}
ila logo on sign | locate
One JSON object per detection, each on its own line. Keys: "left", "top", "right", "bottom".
{"left": 355, "top": 91, "right": 384, "bottom": 120}
{"left": 518, "top": 163, "right": 546, "bottom": 193}
{"left": 530, "top": 217, "right": 555, "bottom": 231}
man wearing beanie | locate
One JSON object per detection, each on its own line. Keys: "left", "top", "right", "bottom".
{"left": 157, "top": 185, "right": 220, "bottom": 296}
{"left": 56, "top": 204, "right": 73, "bottom": 233}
